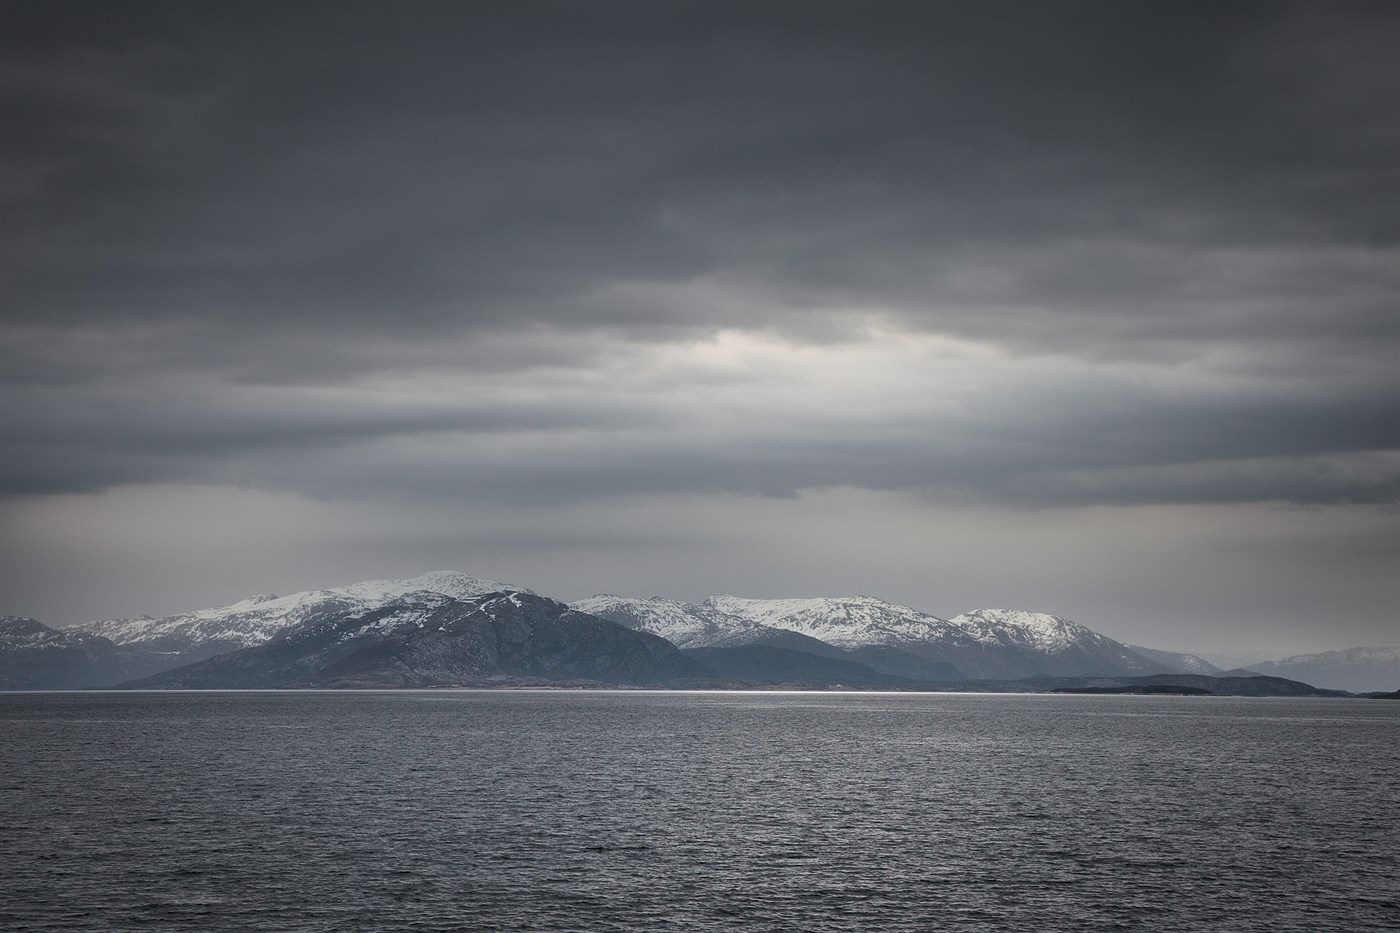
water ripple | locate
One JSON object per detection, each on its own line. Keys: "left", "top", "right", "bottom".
{"left": 1, "top": 691, "right": 1396, "bottom": 932}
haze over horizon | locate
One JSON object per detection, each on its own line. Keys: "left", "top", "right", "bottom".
{"left": 2, "top": 1, "right": 1396, "bottom": 657}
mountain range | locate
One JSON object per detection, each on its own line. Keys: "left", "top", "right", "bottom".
{"left": 3, "top": 571, "right": 1392, "bottom": 693}
{"left": 574, "top": 594, "right": 1165, "bottom": 681}
{"left": 1242, "top": 648, "right": 1400, "bottom": 694}
{"left": 76, "top": 571, "right": 532, "bottom": 664}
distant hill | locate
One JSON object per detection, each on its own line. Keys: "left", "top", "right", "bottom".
{"left": 841, "top": 645, "right": 964, "bottom": 682}
{"left": 949, "top": 673, "right": 1350, "bottom": 698}
{"left": 1125, "top": 644, "right": 1225, "bottom": 675}
{"left": 0, "top": 617, "right": 174, "bottom": 689}
{"left": 683, "top": 645, "right": 907, "bottom": 687}
{"left": 1244, "top": 648, "right": 1399, "bottom": 693}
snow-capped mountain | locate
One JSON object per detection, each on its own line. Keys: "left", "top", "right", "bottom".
{"left": 575, "top": 595, "right": 964, "bottom": 682}
{"left": 570, "top": 595, "right": 834, "bottom": 651}
{"left": 1245, "top": 647, "right": 1399, "bottom": 693}
{"left": 951, "top": 609, "right": 1099, "bottom": 652}
{"left": 947, "top": 609, "right": 1165, "bottom": 676}
{"left": 704, "top": 595, "right": 973, "bottom": 649}
{"left": 1125, "top": 644, "right": 1225, "bottom": 675}
{"left": 124, "top": 591, "right": 705, "bottom": 689}
{"left": 707, "top": 596, "right": 1169, "bottom": 679}
{"left": 71, "top": 571, "right": 532, "bottom": 662}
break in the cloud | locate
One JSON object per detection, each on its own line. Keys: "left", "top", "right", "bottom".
{"left": 3, "top": 327, "right": 1396, "bottom": 505}
{"left": 1, "top": 1, "right": 1396, "bottom": 652}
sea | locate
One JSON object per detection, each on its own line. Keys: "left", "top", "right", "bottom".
{"left": 1, "top": 690, "right": 1396, "bottom": 932}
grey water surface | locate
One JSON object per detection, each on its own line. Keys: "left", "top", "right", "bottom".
{"left": 2, "top": 690, "right": 1396, "bottom": 932}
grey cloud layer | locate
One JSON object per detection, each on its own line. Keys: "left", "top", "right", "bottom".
{"left": 4, "top": 337, "right": 1394, "bottom": 505}
{"left": 2, "top": 0, "right": 1397, "bottom": 508}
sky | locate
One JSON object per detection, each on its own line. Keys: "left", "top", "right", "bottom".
{"left": 1, "top": 0, "right": 1396, "bottom": 657}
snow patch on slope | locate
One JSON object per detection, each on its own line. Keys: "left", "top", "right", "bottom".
{"left": 948, "top": 609, "right": 1096, "bottom": 653}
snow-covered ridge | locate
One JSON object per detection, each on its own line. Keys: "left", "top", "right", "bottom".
{"left": 72, "top": 571, "right": 531, "bottom": 653}
{"left": 570, "top": 595, "right": 795, "bottom": 648}
{"left": 947, "top": 608, "right": 1164, "bottom": 674}
{"left": 948, "top": 609, "right": 1098, "bottom": 653}
{"left": 704, "top": 594, "right": 971, "bottom": 648}
{"left": 692, "top": 595, "right": 1170, "bottom": 677}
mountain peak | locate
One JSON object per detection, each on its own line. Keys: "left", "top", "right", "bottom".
{"left": 950, "top": 609, "right": 1095, "bottom": 650}
{"left": 333, "top": 571, "right": 534, "bottom": 603}
{"left": 955, "top": 608, "right": 1077, "bottom": 628}
{"left": 0, "top": 616, "right": 51, "bottom": 638}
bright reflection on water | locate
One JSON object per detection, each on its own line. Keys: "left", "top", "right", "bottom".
{"left": 2, "top": 691, "right": 1396, "bottom": 932}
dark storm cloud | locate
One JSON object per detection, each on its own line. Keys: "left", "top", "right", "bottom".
{"left": 1, "top": 0, "right": 1397, "bottom": 508}
{"left": 5, "top": 1, "right": 1393, "bottom": 333}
